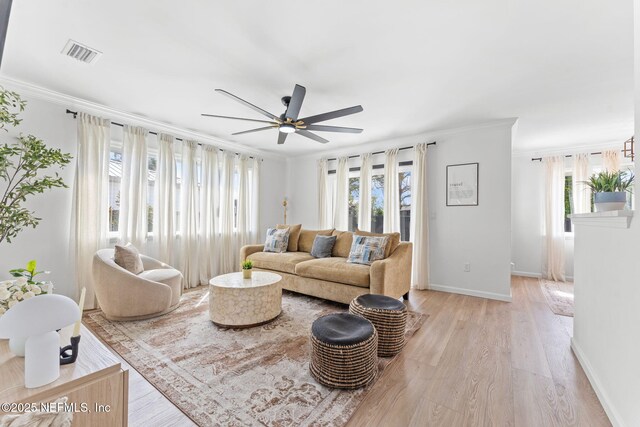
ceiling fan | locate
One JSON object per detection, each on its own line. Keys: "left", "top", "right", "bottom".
{"left": 201, "top": 84, "right": 363, "bottom": 145}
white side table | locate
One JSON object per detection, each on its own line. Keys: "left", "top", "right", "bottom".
{"left": 208, "top": 271, "right": 282, "bottom": 328}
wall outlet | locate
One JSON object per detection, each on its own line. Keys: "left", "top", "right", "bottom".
{"left": 464, "top": 262, "right": 471, "bottom": 272}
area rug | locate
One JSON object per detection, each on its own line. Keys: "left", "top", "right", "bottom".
{"left": 539, "top": 279, "right": 574, "bottom": 317}
{"left": 84, "top": 288, "right": 426, "bottom": 426}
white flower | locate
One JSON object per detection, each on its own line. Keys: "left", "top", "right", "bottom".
{"left": 0, "top": 280, "right": 13, "bottom": 287}
{"left": 9, "top": 285, "right": 20, "bottom": 292}
{"left": 32, "top": 286, "right": 42, "bottom": 295}
{"left": 15, "top": 277, "right": 27, "bottom": 285}
{"left": 13, "top": 291, "right": 23, "bottom": 300}
{"left": 22, "top": 291, "right": 35, "bottom": 300}
{"left": 0, "top": 289, "right": 10, "bottom": 301}
{"left": 0, "top": 307, "right": 5, "bottom": 316}
{"left": 8, "top": 299, "right": 18, "bottom": 309}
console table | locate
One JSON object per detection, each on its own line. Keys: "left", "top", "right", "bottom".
{"left": 0, "top": 325, "right": 128, "bottom": 426}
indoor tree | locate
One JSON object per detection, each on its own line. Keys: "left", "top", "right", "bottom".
{"left": 0, "top": 87, "right": 73, "bottom": 244}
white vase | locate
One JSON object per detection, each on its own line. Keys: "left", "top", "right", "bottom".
{"left": 9, "top": 335, "right": 26, "bottom": 357}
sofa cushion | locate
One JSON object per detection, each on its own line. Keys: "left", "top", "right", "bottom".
{"left": 247, "top": 251, "right": 315, "bottom": 274}
{"left": 347, "top": 235, "right": 388, "bottom": 265}
{"left": 298, "top": 228, "right": 334, "bottom": 253}
{"left": 355, "top": 229, "right": 400, "bottom": 258}
{"left": 331, "top": 230, "right": 354, "bottom": 258}
{"left": 138, "top": 268, "right": 183, "bottom": 287}
{"left": 295, "top": 257, "right": 370, "bottom": 288}
{"left": 264, "top": 227, "right": 290, "bottom": 253}
{"left": 277, "top": 223, "right": 302, "bottom": 252}
{"left": 310, "top": 235, "right": 337, "bottom": 258}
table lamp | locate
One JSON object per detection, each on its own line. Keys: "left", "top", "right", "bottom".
{"left": 0, "top": 294, "right": 80, "bottom": 388}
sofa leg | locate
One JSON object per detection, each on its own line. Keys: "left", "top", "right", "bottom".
{"left": 403, "top": 292, "right": 409, "bottom": 300}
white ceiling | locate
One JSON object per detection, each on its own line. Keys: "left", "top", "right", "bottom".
{"left": 2, "top": 0, "right": 633, "bottom": 156}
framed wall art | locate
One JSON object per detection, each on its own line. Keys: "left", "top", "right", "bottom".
{"left": 446, "top": 162, "right": 479, "bottom": 206}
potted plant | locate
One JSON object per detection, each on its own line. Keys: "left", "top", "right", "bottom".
{"left": 585, "top": 170, "right": 635, "bottom": 212}
{"left": 241, "top": 260, "right": 253, "bottom": 279}
{"left": 0, "top": 87, "right": 72, "bottom": 244}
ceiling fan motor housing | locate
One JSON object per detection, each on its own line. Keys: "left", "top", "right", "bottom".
{"left": 281, "top": 96, "right": 291, "bottom": 107}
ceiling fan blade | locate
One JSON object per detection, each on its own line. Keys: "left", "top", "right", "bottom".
{"left": 299, "top": 105, "right": 363, "bottom": 125}
{"left": 201, "top": 113, "right": 276, "bottom": 125}
{"left": 0, "top": 0, "right": 12, "bottom": 70}
{"left": 277, "top": 132, "right": 288, "bottom": 145}
{"left": 215, "top": 89, "right": 279, "bottom": 121}
{"left": 285, "top": 84, "right": 306, "bottom": 121}
{"left": 295, "top": 130, "right": 329, "bottom": 144}
{"left": 232, "top": 126, "right": 276, "bottom": 136}
{"left": 305, "top": 125, "right": 363, "bottom": 134}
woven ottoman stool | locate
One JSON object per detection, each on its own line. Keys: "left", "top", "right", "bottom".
{"left": 309, "top": 313, "right": 378, "bottom": 389}
{"left": 350, "top": 294, "right": 407, "bottom": 357}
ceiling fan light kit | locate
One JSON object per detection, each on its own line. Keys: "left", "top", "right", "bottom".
{"left": 202, "top": 84, "right": 364, "bottom": 145}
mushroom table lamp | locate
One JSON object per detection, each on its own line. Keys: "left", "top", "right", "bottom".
{"left": 0, "top": 294, "right": 80, "bottom": 388}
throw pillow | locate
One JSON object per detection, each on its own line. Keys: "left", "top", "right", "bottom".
{"left": 264, "top": 227, "right": 290, "bottom": 253}
{"left": 347, "top": 235, "right": 389, "bottom": 265}
{"left": 298, "top": 228, "right": 334, "bottom": 253}
{"left": 355, "top": 229, "right": 401, "bottom": 258}
{"left": 331, "top": 230, "right": 354, "bottom": 258}
{"left": 114, "top": 243, "right": 144, "bottom": 274}
{"left": 310, "top": 235, "right": 337, "bottom": 258}
{"left": 276, "top": 223, "right": 302, "bottom": 252}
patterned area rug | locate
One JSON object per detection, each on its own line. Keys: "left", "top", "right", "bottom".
{"left": 539, "top": 279, "right": 574, "bottom": 317}
{"left": 84, "top": 288, "right": 426, "bottom": 426}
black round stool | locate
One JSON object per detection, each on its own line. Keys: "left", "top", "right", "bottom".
{"left": 350, "top": 294, "right": 407, "bottom": 357}
{"left": 309, "top": 313, "right": 378, "bottom": 389}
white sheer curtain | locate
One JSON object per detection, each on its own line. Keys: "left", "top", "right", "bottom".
{"left": 358, "top": 153, "right": 372, "bottom": 231}
{"left": 543, "top": 156, "right": 566, "bottom": 282}
{"left": 572, "top": 153, "right": 591, "bottom": 214}
{"left": 333, "top": 157, "right": 349, "bottom": 230}
{"left": 154, "top": 134, "right": 176, "bottom": 265}
{"left": 411, "top": 143, "right": 430, "bottom": 289}
{"left": 237, "top": 154, "right": 251, "bottom": 249}
{"left": 602, "top": 149, "right": 620, "bottom": 173}
{"left": 199, "top": 144, "right": 219, "bottom": 284}
{"left": 383, "top": 148, "right": 400, "bottom": 233}
{"left": 72, "top": 113, "right": 110, "bottom": 309}
{"left": 119, "top": 125, "right": 149, "bottom": 248}
{"left": 250, "top": 157, "right": 261, "bottom": 243}
{"left": 179, "top": 140, "right": 200, "bottom": 288}
{"left": 317, "top": 158, "right": 330, "bottom": 228}
{"left": 219, "top": 152, "right": 236, "bottom": 273}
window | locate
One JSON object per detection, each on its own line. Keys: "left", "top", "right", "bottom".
{"left": 348, "top": 176, "right": 359, "bottom": 231}
{"left": 371, "top": 174, "right": 384, "bottom": 233}
{"left": 147, "top": 155, "right": 156, "bottom": 233}
{"left": 108, "top": 150, "right": 122, "bottom": 232}
{"left": 399, "top": 170, "right": 411, "bottom": 241}
{"left": 564, "top": 173, "right": 573, "bottom": 233}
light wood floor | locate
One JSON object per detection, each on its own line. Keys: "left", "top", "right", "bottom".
{"left": 107, "top": 276, "right": 610, "bottom": 427}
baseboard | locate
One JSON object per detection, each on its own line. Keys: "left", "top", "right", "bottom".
{"left": 570, "top": 338, "right": 621, "bottom": 427}
{"left": 428, "top": 283, "right": 512, "bottom": 302}
{"left": 512, "top": 270, "right": 541, "bottom": 278}
{"left": 511, "top": 271, "right": 574, "bottom": 281}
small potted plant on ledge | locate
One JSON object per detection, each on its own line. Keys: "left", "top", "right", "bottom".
{"left": 585, "top": 170, "right": 635, "bottom": 212}
{"left": 241, "top": 260, "right": 254, "bottom": 279}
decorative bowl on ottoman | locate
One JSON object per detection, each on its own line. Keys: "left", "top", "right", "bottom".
{"left": 309, "top": 313, "right": 378, "bottom": 389}
{"left": 349, "top": 294, "right": 407, "bottom": 357}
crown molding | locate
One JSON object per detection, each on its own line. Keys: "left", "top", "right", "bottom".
{"left": 0, "top": 75, "right": 285, "bottom": 161}
{"left": 511, "top": 140, "right": 624, "bottom": 158}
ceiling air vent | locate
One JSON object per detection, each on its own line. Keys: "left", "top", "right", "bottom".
{"left": 61, "top": 39, "right": 102, "bottom": 64}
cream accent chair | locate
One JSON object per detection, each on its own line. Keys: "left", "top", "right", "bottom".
{"left": 92, "top": 249, "right": 183, "bottom": 321}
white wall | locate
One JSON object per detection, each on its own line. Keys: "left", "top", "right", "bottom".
{"left": 287, "top": 120, "right": 515, "bottom": 301}
{"left": 569, "top": 4, "right": 640, "bottom": 425}
{"left": 0, "top": 92, "right": 287, "bottom": 299}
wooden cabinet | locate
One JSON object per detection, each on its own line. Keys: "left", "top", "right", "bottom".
{"left": 0, "top": 325, "right": 128, "bottom": 426}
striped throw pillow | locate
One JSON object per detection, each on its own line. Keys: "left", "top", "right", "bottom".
{"left": 346, "top": 235, "right": 388, "bottom": 265}
{"left": 264, "top": 227, "right": 290, "bottom": 253}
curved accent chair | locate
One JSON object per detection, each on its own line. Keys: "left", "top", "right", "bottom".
{"left": 92, "top": 249, "right": 183, "bottom": 321}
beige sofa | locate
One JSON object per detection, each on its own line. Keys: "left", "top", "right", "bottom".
{"left": 92, "top": 249, "right": 183, "bottom": 321}
{"left": 240, "top": 228, "right": 412, "bottom": 304}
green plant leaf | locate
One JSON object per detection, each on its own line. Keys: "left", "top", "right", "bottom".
{"left": 26, "top": 260, "right": 36, "bottom": 273}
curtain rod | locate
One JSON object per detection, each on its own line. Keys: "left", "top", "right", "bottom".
{"left": 326, "top": 141, "right": 436, "bottom": 162}
{"left": 531, "top": 148, "right": 626, "bottom": 162}
{"left": 66, "top": 109, "right": 259, "bottom": 160}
